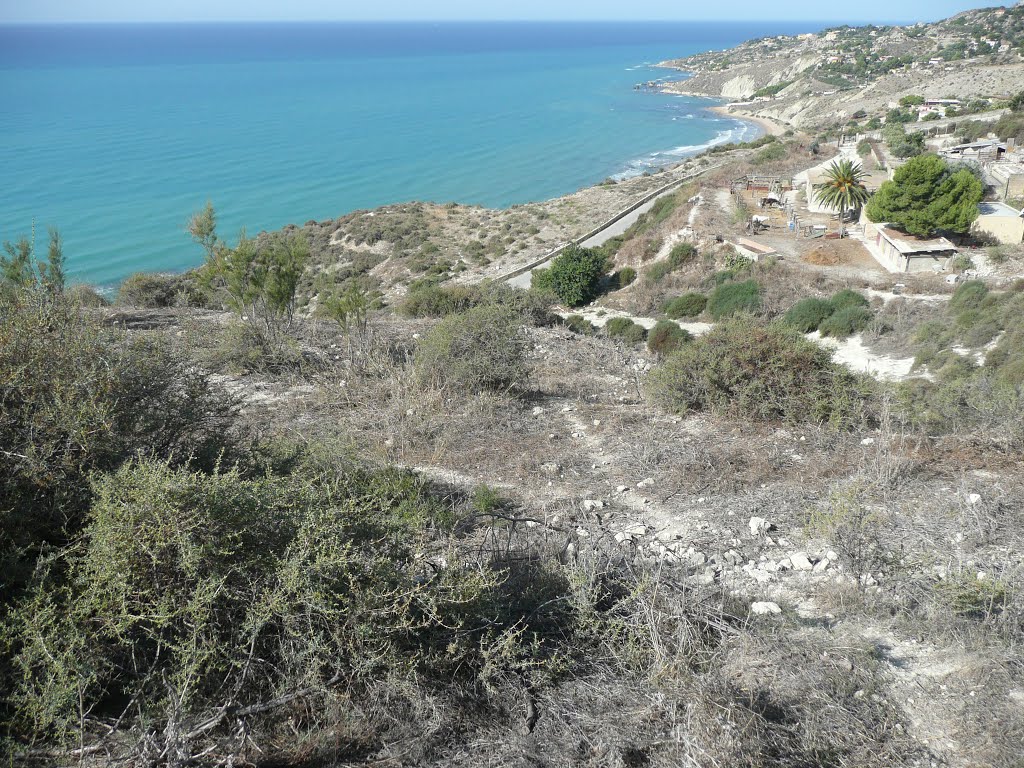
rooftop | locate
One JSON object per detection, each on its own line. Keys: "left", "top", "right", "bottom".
{"left": 978, "top": 201, "right": 1024, "bottom": 217}
{"left": 877, "top": 225, "right": 957, "bottom": 255}
{"left": 942, "top": 140, "right": 1007, "bottom": 151}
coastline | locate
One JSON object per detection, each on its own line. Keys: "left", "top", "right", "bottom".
{"left": 706, "top": 104, "right": 788, "bottom": 138}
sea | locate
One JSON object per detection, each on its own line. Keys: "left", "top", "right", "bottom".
{"left": 0, "top": 22, "right": 822, "bottom": 287}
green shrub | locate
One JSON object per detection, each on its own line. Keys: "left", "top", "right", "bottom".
{"left": 564, "top": 314, "right": 596, "bottom": 335}
{"left": 615, "top": 267, "right": 637, "bottom": 288}
{"left": 117, "top": 272, "right": 183, "bottom": 307}
{"left": 784, "top": 297, "right": 836, "bottom": 333}
{"left": 66, "top": 284, "right": 109, "bottom": 307}
{"left": 647, "top": 316, "right": 868, "bottom": 428}
{"left": 950, "top": 280, "right": 989, "bottom": 314}
{"left": 667, "top": 242, "right": 697, "bottom": 269}
{"left": 415, "top": 305, "right": 529, "bottom": 392}
{"left": 530, "top": 244, "right": 608, "bottom": 307}
{"left": 665, "top": 292, "right": 707, "bottom": 319}
{"left": 829, "top": 289, "right": 869, "bottom": 312}
{"left": 950, "top": 254, "right": 975, "bottom": 272}
{"left": 896, "top": 373, "right": 1024, "bottom": 445}
{"left": 401, "top": 282, "right": 476, "bottom": 317}
{"left": 647, "top": 320, "right": 692, "bottom": 356}
{"left": 643, "top": 261, "right": 673, "bottom": 283}
{"left": 0, "top": 292, "right": 237, "bottom": 598}
{"left": 605, "top": 317, "right": 647, "bottom": 345}
{"left": 819, "top": 306, "right": 873, "bottom": 338}
{"left": 204, "top": 320, "right": 307, "bottom": 374}
{"left": 752, "top": 142, "right": 788, "bottom": 165}
{"left": 5, "top": 458, "right": 582, "bottom": 752}
{"left": 707, "top": 279, "right": 762, "bottom": 319}
{"left": 402, "top": 281, "right": 552, "bottom": 324}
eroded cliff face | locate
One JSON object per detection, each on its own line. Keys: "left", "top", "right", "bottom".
{"left": 664, "top": 55, "right": 1024, "bottom": 131}
{"left": 662, "top": 54, "right": 821, "bottom": 100}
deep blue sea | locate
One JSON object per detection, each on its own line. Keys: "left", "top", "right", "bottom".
{"left": 0, "top": 22, "right": 821, "bottom": 287}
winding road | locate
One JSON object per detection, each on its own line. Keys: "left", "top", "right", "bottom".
{"left": 505, "top": 167, "right": 718, "bottom": 289}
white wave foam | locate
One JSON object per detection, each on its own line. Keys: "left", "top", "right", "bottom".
{"left": 611, "top": 118, "right": 760, "bottom": 181}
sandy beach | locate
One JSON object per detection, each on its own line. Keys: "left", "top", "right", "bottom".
{"left": 707, "top": 104, "right": 788, "bottom": 137}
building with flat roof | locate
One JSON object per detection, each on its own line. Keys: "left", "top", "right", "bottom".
{"left": 974, "top": 201, "right": 1024, "bottom": 245}
{"left": 862, "top": 218, "right": 958, "bottom": 272}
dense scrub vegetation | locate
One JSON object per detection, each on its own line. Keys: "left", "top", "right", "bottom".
{"left": 647, "top": 317, "right": 869, "bottom": 429}
{"left": 897, "top": 280, "right": 1024, "bottom": 444}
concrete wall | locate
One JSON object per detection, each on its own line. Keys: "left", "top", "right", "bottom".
{"left": 904, "top": 253, "right": 952, "bottom": 273}
{"left": 974, "top": 214, "right": 1024, "bottom": 245}
{"left": 1004, "top": 173, "right": 1024, "bottom": 200}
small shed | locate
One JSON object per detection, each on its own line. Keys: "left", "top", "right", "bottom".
{"left": 973, "top": 201, "right": 1024, "bottom": 245}
{"left": 939, "top": 141, "right": 1007, "bottom": 163}
{"left": 863, "top": 220, "right": 958, "bottom": 272}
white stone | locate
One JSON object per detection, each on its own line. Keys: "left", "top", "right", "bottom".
{"left": 861, "top": 437, "right": 875, "bottom": 446}
{"left": 967, "top": 493, "right": 982, "bottom": 505}
{"left": 813, "top": 557, "right": 831, "bottom": 573}
{"left": 751, "top": 601, "right": 782, "bottom": 615}
{"left": 581, "top": 499, "right": 605, "bottom": 511}
{"left": 616, "top": 485, "right": 628, "bottom": 494}
{"left": 749, "top": 516, "right": 773, "bottom": 537}
{"left": 790, "top": 552, "right": 814, "bottom": 571}
{"left": 695, "top": 567, "right": 716, "bottom": 585}
{"left": 748, "top": 569, "right": 773, "bottom": 584}
{"left": 777, "top": 558, "right": 792, "bottom": 571}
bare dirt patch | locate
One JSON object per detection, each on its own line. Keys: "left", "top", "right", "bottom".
{"left": 800, "top": 237, "right": 878, "bottom": 269}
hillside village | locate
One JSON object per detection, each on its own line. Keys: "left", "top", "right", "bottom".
{"left": 660, "top": 3, "right": 1024, "bottom": 129}
{"left": 4, "top": 8, "right": 1024, "bottom": 768}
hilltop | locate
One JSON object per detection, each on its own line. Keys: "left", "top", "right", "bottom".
{"left": 660, "top": 4, "right": 1024, "bottom": 128}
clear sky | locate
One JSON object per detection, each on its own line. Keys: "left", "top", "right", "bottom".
{"left": 0, "top": 0, "right": 1006, "bottom": 23}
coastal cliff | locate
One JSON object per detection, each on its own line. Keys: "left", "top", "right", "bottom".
{"left": 659, "top": 5, "right": 1024, "bottom": 128}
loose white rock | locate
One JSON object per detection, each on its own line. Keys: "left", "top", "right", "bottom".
{"left": 751, "top": 601, "right": 782, "bottom": 615}
{"left": 790, "top": 552, "right": 814, "bottom": 571}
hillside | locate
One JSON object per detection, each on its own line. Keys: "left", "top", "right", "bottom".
{"left": 660, "top": 4, "right": 1024, "bottom": 128}
{"left": 5, "top": 9, "right": 1024, "bottom": 768}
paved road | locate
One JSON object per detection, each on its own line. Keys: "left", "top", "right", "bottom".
{"left": 507, "top": 186, "right": 684, "bottom": 290}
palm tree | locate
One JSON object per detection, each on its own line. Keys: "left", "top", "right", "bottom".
{"left": 813, "top": 158, "right": 871, "bottom": 237}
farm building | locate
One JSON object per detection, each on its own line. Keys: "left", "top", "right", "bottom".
{"left": 862, "top": 219, "right": 958, "bottom": 272}
{"left": 939, "top": 141, "right": 1007, "bottom": 164}
{"left": 973, "top": 201, "right": 1024, "bottom": 245}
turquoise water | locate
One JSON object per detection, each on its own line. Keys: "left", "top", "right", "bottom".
{"left": 0, "top": 22, "right": 817, "bottom": 286}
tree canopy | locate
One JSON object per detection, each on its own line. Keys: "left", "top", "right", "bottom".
{"left": 865, "top": 154, "right": 982, "bottom": 237}
{"left": 531, "top": 244, "right": 608, "bottom": 307}
{"left": 812, "top": 159, "right": 871, "bottom": 225}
